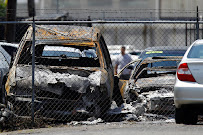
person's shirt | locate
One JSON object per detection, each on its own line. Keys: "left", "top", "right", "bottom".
{"left": 115, "top": 53, "right": 132, "bottom": 75}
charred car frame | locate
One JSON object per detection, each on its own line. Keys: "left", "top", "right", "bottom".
{"left": 3, "top": 25, "right": 114, "bottom": 120}
{"left": 115, "top": 56, "right": 183, "bottom": 104}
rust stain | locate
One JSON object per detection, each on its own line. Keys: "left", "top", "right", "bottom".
{"left": 96, "top": 42, "right": 105, "bottom": 68}
{"left": 5, "top": 77, "right": 10, "bottom": 94}
{"left": 60, "top": 42, "right": 95, "bottom": 47}
{"left": 33, "top": 25, "right": 100, "bottom": 42}
{"left": 119, "top": 80, "right": 127, "bottom": 98}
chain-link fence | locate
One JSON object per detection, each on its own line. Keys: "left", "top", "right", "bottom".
{"left": 0, "top": 10, "right": 202, "bottom": 128}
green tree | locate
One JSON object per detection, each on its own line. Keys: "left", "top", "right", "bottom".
{"left": 0, "top": 0, "right": 6, "bottom": 17}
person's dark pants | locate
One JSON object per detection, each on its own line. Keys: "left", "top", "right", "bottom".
{"left": 120, "top": 74, "right": 130, "bottom": 80}
{"left": 113, "top": 74, "right": 130, "bottom": 107}
{"left": 113, "top": 76, "right": 124, "bottom": 107}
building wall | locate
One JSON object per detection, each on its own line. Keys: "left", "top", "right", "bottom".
{"left": 16, "top": 0, "right": 203, "bottom": 19}
{"left": 160, "top": 0, "right": 203, "bottom": 19}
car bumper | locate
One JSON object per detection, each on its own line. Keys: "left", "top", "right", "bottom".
{"left": 174, "top": 80, "right": 203, "bottom": 108}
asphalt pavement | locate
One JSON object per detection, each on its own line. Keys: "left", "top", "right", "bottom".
{"left": 2, "top": 121, "right": 203, "bottom": 135}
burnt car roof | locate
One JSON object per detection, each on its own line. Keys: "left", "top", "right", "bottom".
{"left": 25, "top": 25, "right": 100, "bottom": 44}
{"left": 144, "top": 46, "right": 188, "bottom": 51}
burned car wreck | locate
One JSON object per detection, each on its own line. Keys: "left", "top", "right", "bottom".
{"left": 3, "top": 25, "right": 114, "bottom": 120}
{"left": 115, "top": 56, "right": 183, "bottom": 105}
{"left": 110, "top": 56, "right": 183, "bottom": 121}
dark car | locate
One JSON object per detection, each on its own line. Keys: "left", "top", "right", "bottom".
{"left": 138, "top": 46, "right": 188, "bottom": 77}
{"left": 0, "top": 42, "right": 18, "bottom": 104}
{"left": 139, "top": 46, "right": 187, "bottom": 59}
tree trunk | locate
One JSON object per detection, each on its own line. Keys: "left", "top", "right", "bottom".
{"left": 28, "top": 0, "right": 35, "bottom": 17}
{"left": 5, "top": 0, "right": 17, "bottom": 43}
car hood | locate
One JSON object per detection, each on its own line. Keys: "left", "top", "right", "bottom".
{"left": 8, "top": 65, "right": 107, "bottom": 96}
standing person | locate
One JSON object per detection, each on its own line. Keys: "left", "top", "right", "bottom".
{"left": 114, "top": 46, "right": 132, "bottom": 80}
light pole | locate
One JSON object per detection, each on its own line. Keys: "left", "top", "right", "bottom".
{"left": 155, "top": 0, "right": 160, "bottom": 20}
{"left": 57, "top": 0, "right": 59, "bottom": 14}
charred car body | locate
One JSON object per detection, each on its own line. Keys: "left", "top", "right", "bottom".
{"left": 115, "top": 56, "right": 183, "bottom": 104}
{"left": 4, "top": 25, "right": 114, "bottom": 119}
{"left": 0, "top": 43, "right": 18, "bottom": 103}
{"left": 0, "top": 43, "right": 18, "bottom": 123}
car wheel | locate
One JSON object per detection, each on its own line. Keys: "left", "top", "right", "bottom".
{"left": 87, "top": 96, "right": 111, "bottom": 118}
{"left": 94, "top": 90, "right": 111, "bottom": 117}
{"left": 175, "top": 108, "right": 184, "bottom": 124}
{"left": 183, "top": 110, "right": 198, "bottom": 125}
{"left": 98, "top": 96, "right": 111, "bottom": 116}
{"left": 86, "top": 88, "right": 111, "bottom": 118}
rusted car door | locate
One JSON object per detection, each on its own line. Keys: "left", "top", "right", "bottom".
{"left": 99, "top": 36, "right": 114, "bottom": 99}
{"left": 116, "top": 59, "right": 140, "bottom": 101}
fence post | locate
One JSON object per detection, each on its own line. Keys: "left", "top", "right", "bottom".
{"left": 185, "top": 23, "right": 187, "bottom": 46}
{"left": 31, "top": 8, "right": 35, "bottom": 127}
{"left": 57, "top": 0, "right": 59, "bottom": 14}
{"left": 87, "top": 16, "right": 92, "bottom": 27}
{"left": 196, "top": 6, "right": 199, "bottom": 40}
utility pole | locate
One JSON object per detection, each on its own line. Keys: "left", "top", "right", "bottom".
{"left": 155, "top": 0, "right": 160, "bottom": 20}
{"left": 28, "top": 0, "right": 35, "bottom": 17}
{"left": 196, "top": 6, "right": 199, "bottom": 40}
{"left": 57, "top": 0, "right": 59, "bottom": 14}
{"left": 5, "top": 0, "right": 17, "bottom": 43}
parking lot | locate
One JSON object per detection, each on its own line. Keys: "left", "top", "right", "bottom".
{"left": 3, "top": 121, "right": 203, "bottom": 135}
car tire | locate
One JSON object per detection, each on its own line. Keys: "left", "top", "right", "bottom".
{"left": 86, "top": 88, "right": 111, "bottom": 118}
{"left": 94, "top": 89, "right": 111, "bottom": 117}
{"left": 98, "top": 97, "right": 111, "bottom": 116}
{"left": 183, "top": 110, "right": 198, "bottom": 125}
{"left": 88, "top": 97, "right": 111, "bottom": 119}
{"left": 175, "top": 108, "right": 184, "bottom": 124}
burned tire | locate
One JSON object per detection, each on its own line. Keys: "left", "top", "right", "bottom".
{"left": 92, "top": 91, "right": 111, "bottom": 118}
{"left": 85, "top": 86, "right": 111, "bottom": 118}
{"left": 87, "top": 100, "right": 110, "bottom": 118}
{"left": 97, "top": 97, "right": 111, "bottom": 116}
{"left": 175, "top": 108, "right": 184, "bottom": 124}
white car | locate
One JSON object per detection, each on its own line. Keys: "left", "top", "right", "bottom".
{"left": 174, "top": 39, "right": 203, "bottom": 124}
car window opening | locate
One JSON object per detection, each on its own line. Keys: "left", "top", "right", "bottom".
{"left": 18, "top": 43, "right": 100, "bottom": 67}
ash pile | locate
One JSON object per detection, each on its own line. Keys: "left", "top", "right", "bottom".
{"left": 108, "top": 88, "right": 175, "bottom": 122}
{"left": 67, "top": 87, "right": 175, "bottom": 125}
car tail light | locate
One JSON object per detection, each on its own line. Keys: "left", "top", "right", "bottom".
{"left": 177, "top": 63, "right": 196, "bottom": 82}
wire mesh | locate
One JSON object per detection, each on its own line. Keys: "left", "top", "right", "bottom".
{"left": 0, "top": 16, "right": 201, "bottom": 128}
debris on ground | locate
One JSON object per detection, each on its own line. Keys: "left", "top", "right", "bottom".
{"left": 0, "top": 103, "right": 13, "bottom": 125}
{"left": 108, "top": 88, "right": 174, "bottom": 122}
{"left": 146, "top": 90, "right": 174, "bottom": 112}
{"left": 69, "top": 117, "right": 103, "bottom": 126}
{"left": 1, "top": 88, "right": 175, "bottom": 131}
